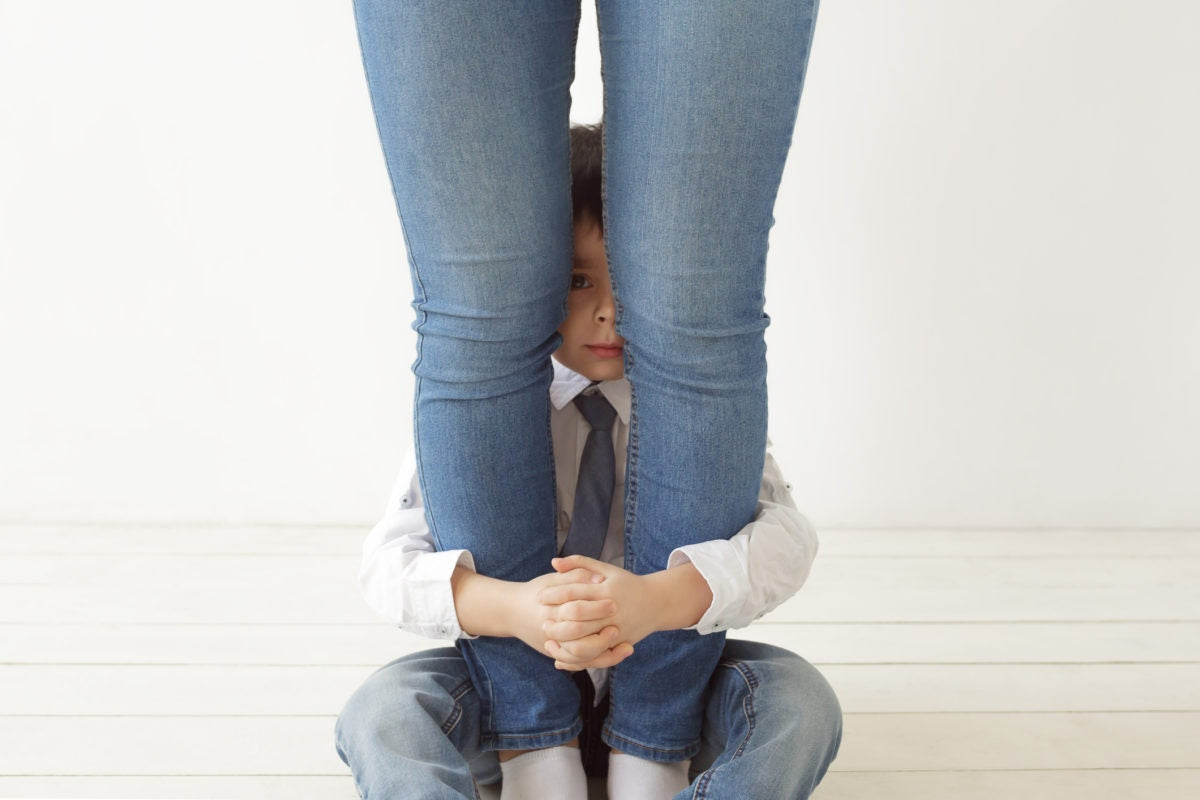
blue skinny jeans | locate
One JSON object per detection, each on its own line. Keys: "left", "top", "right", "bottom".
{"left": 335, "top": 641, "right": 843, "bottom": 799}
{"left": 351, "top": 0, "right": 821, "bottom": 759}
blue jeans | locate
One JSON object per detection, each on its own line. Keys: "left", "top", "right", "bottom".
{"left": 335, "top": 640, "right": 842, "bottom": 799}
{"left": 352, "top": 0, "right": 821, "bottom": 758}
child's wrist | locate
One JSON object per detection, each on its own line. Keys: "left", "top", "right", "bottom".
{"left": 451, "top": 566, "right": 519, "bottom": 638}
{"left": 644, "top": 563, "right": 713, "bottom": 633}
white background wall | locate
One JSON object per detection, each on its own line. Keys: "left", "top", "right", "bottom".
{"left": 1, "top": 0, "right": 1196, "bottom": 528}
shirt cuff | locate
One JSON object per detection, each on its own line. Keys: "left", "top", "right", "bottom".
{"left": 408, "top": 549, "right": 478, "bottom": 640}
{"left": 667, "top": 545, "right": 732, "bottom": 635}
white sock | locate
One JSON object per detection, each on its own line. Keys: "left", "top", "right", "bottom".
{"left": 499, "top": 745, "right": 588, "bottom": 800}
{"left": 606, "top": 752, "right": 690, "bottom": 800}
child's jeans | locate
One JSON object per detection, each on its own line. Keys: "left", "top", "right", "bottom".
{"left": 351, "top": 0, "right": 821, "bottom": 758}
{"left": 335, "top": 640, "right": 842, "bottom": 799}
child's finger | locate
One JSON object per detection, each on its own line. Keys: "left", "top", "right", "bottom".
{"left": 554, "top": 598, "right": 616, "bottom": 622}
{"left": 580, "top": 643, "right": 635, "bottom": 670}
{"left": 545, "top": 638, "right": 592, "bottom": 667}
{"left": 548, "top": 626, "right": 620, "bottom": 663}
{"left": 544, "top": 567, "right": 605, "bottom": 587}
{"left": 551, "top": 555, "right": 605, "bottom": 573}
{"left": 544, "top": 642, "right": 585, "bottom": 671}
{"left": 537, "top": 582, "right": 608, "bottom": 606}
{"left": 544, "top": 620, "right": 598, "bottom": 644}
{"left": 542, "top": 614, "right": 616, "bottom": 642}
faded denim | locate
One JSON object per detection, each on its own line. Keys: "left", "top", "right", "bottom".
{"left": 335, "top": 641, "right": 842, "bottom": 799}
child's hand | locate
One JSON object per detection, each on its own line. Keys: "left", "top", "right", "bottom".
{"left": 538, "top": 554, "right": 714, "bottom": 671}
{"left": 534, "top": 566, "right": 632, "bottom": 671}
{"left": 451, "top": 565, "right": 619, "bottom": 658}
{"left": 510, "top": 567, "right": 620, "bottom": 658}
{"left": 537, "top": 556, "right": 656, "bottom": 671}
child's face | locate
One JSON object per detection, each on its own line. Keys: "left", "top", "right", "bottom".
{"left": 554, "top": 215, "right": 625, "bottom": 382}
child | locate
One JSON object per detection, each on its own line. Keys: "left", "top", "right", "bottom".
{"left": 336, "top": 123, "right": 841, "bottom": 800}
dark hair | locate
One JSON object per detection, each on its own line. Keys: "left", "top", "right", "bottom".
{"left": 569, "top": 121, "right": 604, "bottom": 231}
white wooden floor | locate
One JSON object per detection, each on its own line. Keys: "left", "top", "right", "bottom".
{"left": 1, "top": 525, "right": 1198, "bottom": 799}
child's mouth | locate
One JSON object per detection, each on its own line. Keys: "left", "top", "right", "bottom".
{"left": 586, "top": 344, "right": 624, "bottom": 359}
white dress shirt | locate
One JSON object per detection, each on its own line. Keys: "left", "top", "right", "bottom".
{"left": 358, "top": 359, "right": 819, "bottom": 649}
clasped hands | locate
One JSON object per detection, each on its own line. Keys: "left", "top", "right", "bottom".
{"left": 461, "top": 553, "right": 709, "bottom": 673}
{"left": 525, "top": 554, "right": 659, "bottom": 672}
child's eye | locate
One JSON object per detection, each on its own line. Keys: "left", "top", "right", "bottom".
{"left": 569, "top": 273, "right": 593, "bottom": 290}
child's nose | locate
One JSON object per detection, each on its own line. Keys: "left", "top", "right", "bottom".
{"left": 595, "top": 294, "right": 616, "bottom": 324}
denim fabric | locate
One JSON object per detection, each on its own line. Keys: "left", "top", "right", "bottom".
{"left": 336, "top": 648, "right": 500, "bottom": 799}
{"left": 351, "top": 0, "right": 821, "bottom": 756}
{"left": 334, "top": 641, "right": 842, "bottom": 800}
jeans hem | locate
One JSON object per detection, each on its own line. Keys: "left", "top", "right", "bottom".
{"left": 480, "top": 717, "right": 584, "bottom": 753}
{"left": 600, "top": 725, "right": 700, "bottom": 763}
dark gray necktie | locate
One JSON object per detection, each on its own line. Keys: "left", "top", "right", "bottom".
{"left": 560, "top": 391, "right": 617, "bottom": 560}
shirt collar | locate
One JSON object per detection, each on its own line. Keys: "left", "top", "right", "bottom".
{"left": 551, "top": 358, "right": 631, "bottom": 426}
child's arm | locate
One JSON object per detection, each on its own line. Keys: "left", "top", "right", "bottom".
{"left": 358, "top": 450, "right": 475, "bottom": 639}
{"left": 540, "top": 439, "right": 817, "bottom": 667}
{"left": 359, "top": 450, "right": 620, "bottom": 656}
{"left": 661, "top": 442, "right": 819, "bottom": 634}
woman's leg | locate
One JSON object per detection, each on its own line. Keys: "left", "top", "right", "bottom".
{"left": 335, "top": 648, "right": 500, "bottom": 799}
{"left": 351, "top": 0, "right": 584, "bottom": 749}
{"left": 683, "top": 640, "right": 842, "bottom": 800}
{"left": 595, "top": 0, "right": 822, "bottom": 759}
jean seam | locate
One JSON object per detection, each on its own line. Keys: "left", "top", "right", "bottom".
{"left": 600, "top": 724, "right": 699, "bottom": 761}
{"left": 548, "top": 0, "right": 583, "bottom": 554}
{"left": 440, "top": 677, "right": 475, "bottom": 737}
{"left": 622, "top": 361, "right": 639, "bottom": 573}
{"left": 461, "top": 639, "right": 499, "bottom": 744}
{"left": 403, "top": 179, "right": 435, "bottom": 554}
{"left": 543, "top": 365, "right": 559, "bottom": 549}
{"left": 440, "top": 702, "right": 463, "bottom": 738}
{"left": 692, "top": 659, "right": 759, "bottom": 799}
{"left": 593, "top": 2, "right": 637, "bottom": 580}
{"left": 484, "top": 716, "right": 584, "bottom": 750}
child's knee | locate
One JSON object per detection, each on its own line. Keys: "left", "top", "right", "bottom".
{"left": 769, "top": 651, "right": 843, "bottom": 747}
{"left": 337, "top": 649, "right": 470, "bottom": 746}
